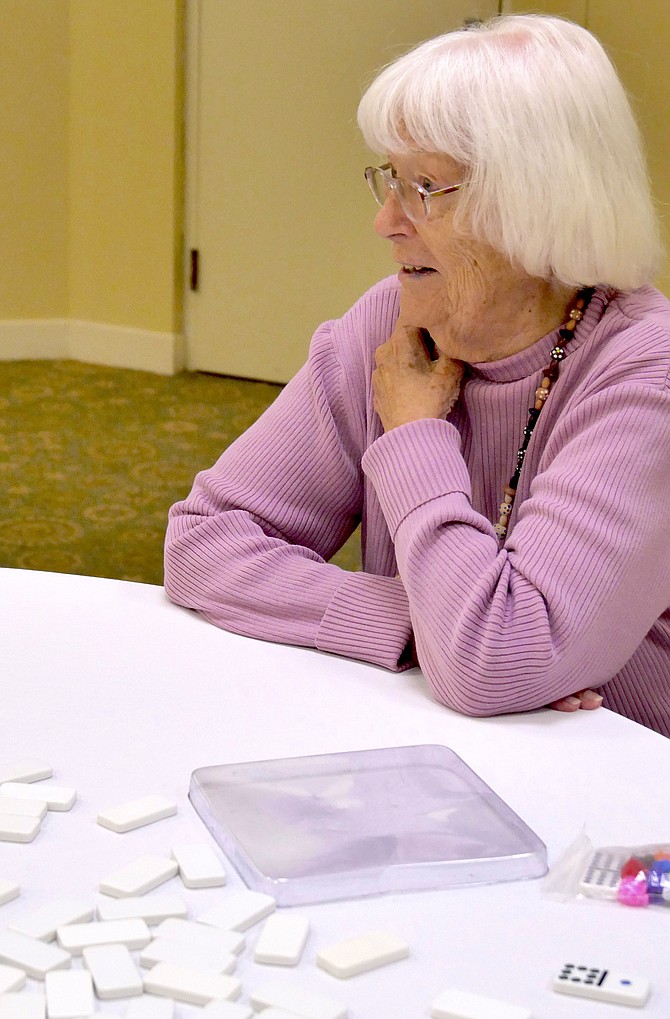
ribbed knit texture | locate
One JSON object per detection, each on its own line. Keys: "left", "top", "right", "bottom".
{"left": 165, "top": 277, "right": 670, "bottom": 736}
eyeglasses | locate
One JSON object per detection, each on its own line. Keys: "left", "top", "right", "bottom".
{"left": 364, "top": 163, "right": 467, "bottom": 222}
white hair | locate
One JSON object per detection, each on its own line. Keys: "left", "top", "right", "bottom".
{"left": 357, "top": 14, "right": 662, "bottom": 290}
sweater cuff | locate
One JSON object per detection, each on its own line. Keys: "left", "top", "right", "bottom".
{"left": 316, "top": 571, "right": 413, "bottom": 671}
{"left": 361, "top": 418, "right": 472, "bottom": 536}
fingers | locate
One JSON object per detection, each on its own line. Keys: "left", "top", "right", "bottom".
{"left": 550, "top": 696, "right": 582, "bottom": 712}
{"left": 396, "top": 325, "right": 434, "bottom": 369}
{"left": 578, "top": 689, "right": 604, "bottom": 710}
{"left": 549, "top": 690, "right": 603, "bottom": 712}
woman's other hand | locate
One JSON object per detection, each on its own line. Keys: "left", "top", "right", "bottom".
{"left": 373, "top": 322, "right": 463, "bottom": 432}
{"left": 549, "top": 689, "right": 603, "bottom": 712}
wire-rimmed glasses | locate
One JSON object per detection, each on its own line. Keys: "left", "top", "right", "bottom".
{"left": 364, "top": 163, "right": 467, "bottom": 222}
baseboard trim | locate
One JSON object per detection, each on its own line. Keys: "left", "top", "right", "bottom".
{"left": 0, "top": 319, "right": 185, "bottom": 375}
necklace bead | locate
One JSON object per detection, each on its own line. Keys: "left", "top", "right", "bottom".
{"left": 495, "top": 287, "right": 595, "bottom": 541}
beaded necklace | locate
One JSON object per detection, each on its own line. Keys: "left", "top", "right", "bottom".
{"left": 494, "top": 286, "right": 595, "bottom": 540}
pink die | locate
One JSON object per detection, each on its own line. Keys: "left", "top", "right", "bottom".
{"left": 617, "top": 876, "right": 649, "bottom": 907}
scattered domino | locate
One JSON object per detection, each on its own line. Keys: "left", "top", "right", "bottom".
{"left": 0, "top": 816, "right": 41, "bottom": 844}
{"left": 0, "top": 993, "right": 46, "bottom": 1019}
{"left": 430, "top": 988, "right": 532, "bottom": 1019}
{"left": 171, "top": 843, "right": 226, "bottom": 888}
{"left": 56, "top": 918, "right": 151, "bottom": 955}
{"left": 552, "top": 963, "right": 651, "bottom": 1006}
{"left": 0, "top": 964, "right": 27, "bottom": 994}
{"left": 152, "top": 918, "right": 245, "bottom": 955}
{"left": 254, "top": 914, "right": 310, "bottom": 966}
{"left": 0, "top": 930, "right": 71, "bottom": 979}
{"left": 140, "top": 936, "right": 236, "bottom": 974}
{"left": 142, "top": 962, "right": 241, "bottom": 1005}
{"left": 126, "top": 997, "right": 174, "bottom": 1019}
{"left": 0, "top": 760, "right": 52, "bottom": 785}
{"left": 82, "top": 943, "right": 143, "bottom": 999}
{"left": 198, "top": 890, "right": 276, "bottom": 932}
{"left": 0, "top": 879, "right": 20, "bottom": 906}
{"left": 99, "top": 855, "right": 179, "bottom": 898}
{"left": 9, "top": 900, "right": 94, "bottom": 942}
{"left": 96, "top": 893, "right": 187, "bottom": 924}
{"left": 250, "top": 981, "right": 348, "bottom": 1019}
{"left": 316, "top": 930, "right": 408, "bottom": 979}
{"left": 44, "top": 970, "right": 93, "bottom": 1019}
{"left": 0, "top": 784, "right": 76, "bottom": 812}
{"left": 97, "top": 796, "right": 177, "bottom": 833}
{"left": 0, "top": 798, "right": 47, "bottom": 820}
{"left": 201, "top": 1003, "right": 253, "bottom": 1019}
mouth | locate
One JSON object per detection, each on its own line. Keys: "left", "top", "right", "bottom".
{"left": 399, "top": 264, "right": 437, "bottom": 277}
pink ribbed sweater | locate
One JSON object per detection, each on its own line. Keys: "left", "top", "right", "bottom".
{"left": 165, "top": 277, "right": 670, "bottom": 736}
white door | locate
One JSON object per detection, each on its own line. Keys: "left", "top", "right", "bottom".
{"left": 186, "top": 0, "right": 498, "bottom": 383}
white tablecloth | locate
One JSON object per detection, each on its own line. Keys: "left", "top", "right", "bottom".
{"left": 2, "top": 567, "right": 669, "bottom": 1017}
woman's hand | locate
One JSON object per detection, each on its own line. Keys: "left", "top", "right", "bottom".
{"left": 373, "top": 322, "right": 463, "bottom": 432}
{"left": 549, "top": 689, "right": 603, "bottom": 712}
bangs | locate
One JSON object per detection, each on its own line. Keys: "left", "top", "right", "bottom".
{"left": 357, "top": 37, "right": 477, "bottom": 165}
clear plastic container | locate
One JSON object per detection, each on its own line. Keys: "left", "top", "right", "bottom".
{"left": 189, "top": 744, "right": 547, "bottom": 905}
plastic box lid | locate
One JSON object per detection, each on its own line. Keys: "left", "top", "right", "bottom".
{"left": 189, "top": 744, "right": 547, "bottom": 906}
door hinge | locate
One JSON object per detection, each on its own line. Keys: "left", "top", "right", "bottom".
{"left": 190, "top": 249, "right": 200, "bottom": 291}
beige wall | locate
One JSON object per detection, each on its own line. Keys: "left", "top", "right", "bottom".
{"left": 588, "top": 0, "right": 670, "bottom": 295}
{"left": 505, "top": 0, "right": 670, "bottom": 295}
{"left": 0, "top": 0, "right": 183, "bottom": 347}
{"left": 0, "top": 0, "right": 69, "bottom": 319}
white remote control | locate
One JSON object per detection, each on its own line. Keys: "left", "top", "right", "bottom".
{"left": 553, "top": 963, "right": 650, "bottom": 1006}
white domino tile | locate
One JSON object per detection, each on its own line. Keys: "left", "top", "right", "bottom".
{"left": 250, "top": 982, "right": 348, "bottom": 1019}
{"left": 258, "top": 1011, "right": 307, "bottom": 1019}
{"left": 170, "top": 843, "right": 226, "bottom": 888}
{"left": 152, "top": 919, "right": 245, "bottom": 955}
{"left": 142, "top": 962, "right": 241, "bottom": 1005}
{"left": 316, "top": 930, "right": 408, "bottom": 978}
{"left": 0, "top": 964, "right": 27, "bottom": 994}
{"left": 0, "top": 816, "right": 41, "bottom": 844}
{"left": 126, "top": 996, "right": 174, "bottom": 1019}
{"left": 0, "top": 799, "right": 47, "bottom": 821}
{"left": 82, "top": 943, "right": 143, "bottom": 999}
{"left": 99, "top": 856, "right": 178, "bottom": 898}
{"left": 254, "top": 914, "right": 310, "bottom": 966}
{"left": 9, "top": 900, "right": 94, "bottom": 942}
{"left": 201, "top": 1003, "right": 254, "bottom": 1019}
{"left": 0, "top": 785, "right": 75, "bottom": 812}
{"left": 430, "top": 988, "right": 532, "bottom": 1019}
{"left": 96, "top": 796, "right": 177, "bottom": 833}
{"left": 44, "top": 970, "right": 93, "bottom": 1019}
{"left": 198, "top": 891, "right": 275, "bottom": 932}
{"left": 0, "top": 879, "right": 20, "bottom": 906}
{"left": 139, "top": 937, "right": 236, "bottom": 974}
{"left": 0, "top": 930, "right": 71, "bottom": 979}
{"left": 0, "top": 993, "right": 46, "bottom": 1019}
{"left": 96, "top": 894, "right": 187, "bottom": 924}
{"left": 0, "top": 761, "right": 52, "bottom": 785}
{"left": 56, "top": 918, "right": 151, "bottom": 955}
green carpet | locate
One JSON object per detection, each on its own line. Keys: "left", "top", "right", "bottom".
{"left": 0, "top": 360, "right": 360, "bottom": 585}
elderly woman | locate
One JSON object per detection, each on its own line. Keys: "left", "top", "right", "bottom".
{"left": 165, "top": 15, "right": 670, "bottom": 736}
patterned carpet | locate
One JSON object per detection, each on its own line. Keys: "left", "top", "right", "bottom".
{"left": 0, "top": 360, "right": 360, "bottom": 585}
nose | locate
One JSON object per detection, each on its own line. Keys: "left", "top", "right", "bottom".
{"left": 373, "top": 189, "right": 416, "bottom": 241}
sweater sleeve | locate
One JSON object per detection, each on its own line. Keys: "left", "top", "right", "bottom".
{"left": 164, "top": 294, "right": 413, "bottom": 670}
{"left": 361, "top": 372, "right": 670, "bottom": 714}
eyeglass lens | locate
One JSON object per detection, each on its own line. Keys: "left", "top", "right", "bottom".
{"left": 368, "top": 168, "right": 424, "bottom": 220}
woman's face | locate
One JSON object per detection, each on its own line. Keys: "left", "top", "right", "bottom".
{"left": 374, "top": 151, "right": 526, "bottom": 361}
